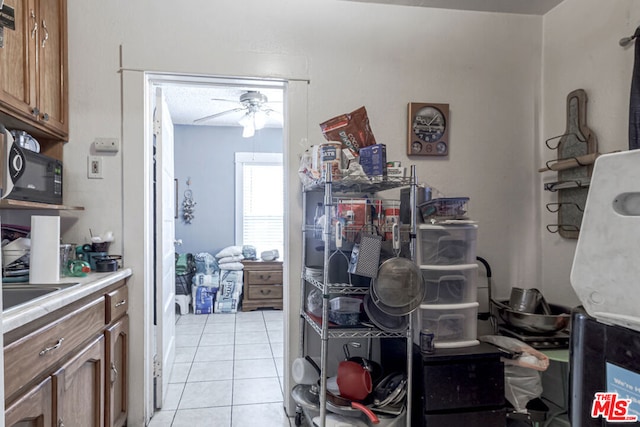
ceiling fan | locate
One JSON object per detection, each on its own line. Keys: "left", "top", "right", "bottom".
{"left": 193, "top": 90, "right": 281, "bottom": 137}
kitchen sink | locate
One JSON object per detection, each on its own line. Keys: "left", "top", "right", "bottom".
{"left": 2, "top": 283, "right": 80, "bottom": 311}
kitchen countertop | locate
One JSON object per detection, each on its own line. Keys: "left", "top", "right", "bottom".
{"left": 2, "top": 268, "right": 133, "bottom": 333}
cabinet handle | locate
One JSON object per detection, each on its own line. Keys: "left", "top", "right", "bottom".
{"left": 260, "top": 289, "right": 272, "bottom": 295}
{"left": 41, "top": 19, "right": 49, "bottom": 48}
{"left": 41, "top": 112, "right": 49, "bottom": 122}
{"left": 58, "top": 419, "right": 65, "bottom": 427}
{"left": 32, "top": 107, "right": 40, "bottom": 117}
{"left": 39, "top": 338, "right": 64, "bottom": 356}
{"left": 30, "top": 10, "right": 37, "bottom": 39}
{"left": 111, "top": 362, "right": 118, "bottom": 384}
{"left": 260, "top": 274, "right": 271, "bottom": 281}
{"left": 115, "top": 299, "right": 127, "bottom": 307}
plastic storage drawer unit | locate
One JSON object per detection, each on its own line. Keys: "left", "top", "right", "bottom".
{"left": 418, "top": 224, "right": 477, "bottom": 266}
{"left": 416, "top": 302, "right": 479, "bottom": 348}
{"left": 421, "top": 264, "right": 478, "bottom": 305}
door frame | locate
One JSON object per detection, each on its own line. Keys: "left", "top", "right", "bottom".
{"left": 122, "top": 69, "right": 308, "bottom": 424}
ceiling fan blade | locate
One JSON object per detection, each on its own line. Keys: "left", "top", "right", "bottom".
{"left": 193, "top": 107, "right": 246, "bottom": 124}
{"left": 263, "top": 108, "right": 283, "bottom": 116}
{"left": 210, "top": 98, "right": 242, "bottom": 103}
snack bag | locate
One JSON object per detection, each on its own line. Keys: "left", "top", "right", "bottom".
{"left": 319, "top": 106, "right": 377, "bottom": 153}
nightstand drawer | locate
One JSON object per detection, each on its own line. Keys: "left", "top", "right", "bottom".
{"left": 248, "top": 284, "right": 283, "bottom": 300}
{"left": 246, "top": 270, "right": 283, "bottom": 285}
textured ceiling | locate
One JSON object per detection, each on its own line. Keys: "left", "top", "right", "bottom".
{"left": 341, "top": 0, "right": 564, "bottom": 15}
{"left": 162, "top": 85, "right": 284, "bottom": 128}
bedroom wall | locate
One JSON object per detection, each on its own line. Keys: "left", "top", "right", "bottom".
{"left": 173, "top": 125, "right": 283, "bottom": 256}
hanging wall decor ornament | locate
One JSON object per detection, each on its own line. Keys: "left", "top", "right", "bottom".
{"left": 182, "top": 188, "right": 196, "bottom": 224}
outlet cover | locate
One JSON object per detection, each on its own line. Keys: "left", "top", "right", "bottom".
{"left": 88, "top": 156, "right": 103, "bottom": 179}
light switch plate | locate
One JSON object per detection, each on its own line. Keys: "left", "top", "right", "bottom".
{"left": 88, "top": 156, "right": 103, "bottom": 179}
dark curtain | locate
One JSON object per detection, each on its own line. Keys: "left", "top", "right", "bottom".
{"left": 629, "top": 26, "right": 640, "bottom": 150}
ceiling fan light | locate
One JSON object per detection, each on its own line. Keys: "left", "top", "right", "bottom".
{"left": 254, "top": 111, "right": 267, "bottom": 130}
{"left": 238, "top": 113, "right": 252, "bottom": 128}
{"left": 242, "top": 120, "right": 255, "bottom": 138}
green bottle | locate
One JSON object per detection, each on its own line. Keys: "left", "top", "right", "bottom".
{"left": 67, "top": 260, "right": 91, "bottom": 277}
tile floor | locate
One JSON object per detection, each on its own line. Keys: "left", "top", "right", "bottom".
{"left": 148, "top": 309, "right": 294, "bottom": 427}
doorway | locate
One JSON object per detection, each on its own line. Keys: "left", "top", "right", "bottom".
{"left": 150, "top": 74, "right": 287, "bottom": 414}
{"left": 121, "top": 68, "right": 307, "bottom": 425}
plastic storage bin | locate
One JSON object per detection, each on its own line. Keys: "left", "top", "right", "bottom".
{"left": 421, "top": 264, "right": 478, "bottom": 304}
{"left": 329, "top": 296, "right": 363, "bottom": 312}
{"left": 416, "top": 302, "right": 479, "bottom": 348}
{"left": 418, "top": 224, "right": 477, "bottom": 266}
{"left": 418, "top": 197, "right": 469, "bottom": 221}
{"left": 329, "top": 296, "right": 362, "bottom": 326}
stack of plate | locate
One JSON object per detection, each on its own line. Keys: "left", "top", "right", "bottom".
{"left": 305, "top": 266, "right": 323, "bottom": 282}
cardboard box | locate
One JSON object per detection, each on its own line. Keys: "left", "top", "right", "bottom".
{"left": 359, "top": 144, "right": 387, "bottom": 177}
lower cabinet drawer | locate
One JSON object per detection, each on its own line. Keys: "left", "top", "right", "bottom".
{"left": 106, "top": 284, "right": 128, "bottom": 324}
{"left": 248, "top": 284, "right": 283, "bottom": 300}
{"left": 4, "top": 297, "right": 105, "bottom": 400}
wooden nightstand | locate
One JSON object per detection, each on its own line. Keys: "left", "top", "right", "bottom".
{"left": 241, "top": 260, "right": 283, "bottom": 311}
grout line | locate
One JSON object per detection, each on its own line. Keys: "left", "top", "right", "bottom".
{"left": 170, "top": 310, "right": 286, "bottom": 426}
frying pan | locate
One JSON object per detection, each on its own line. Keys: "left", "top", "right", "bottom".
{"left": 305, "top": 356, "right": 380, "bottom": 424}
{"left": 363, "top": 292, "right": 408, "bottom": 333}
{"left": 370, "top": 224, "right": 424, "bottom": 316}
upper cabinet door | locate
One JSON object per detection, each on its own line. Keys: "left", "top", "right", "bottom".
{"left": 0, "top": 0, "right": 38, "bottom": 120}
{"left": 37, "top": 0, "right": 68, "bottom": 137}
{"left": 0, "top": 0, "right": 67, "bottom": 139}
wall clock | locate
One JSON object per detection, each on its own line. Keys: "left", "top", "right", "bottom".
{"left": 407, "top": 102, "right": 450, "bottom": 156}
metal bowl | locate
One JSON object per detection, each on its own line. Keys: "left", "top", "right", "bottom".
{"left": 493, "top": 300, "right": 571, "bottom": 334}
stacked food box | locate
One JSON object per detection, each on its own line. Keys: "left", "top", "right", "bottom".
{"left": 415, "top": 222, "right": 480, "bottom": 348}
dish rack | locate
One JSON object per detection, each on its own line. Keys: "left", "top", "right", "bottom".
{"left": 296, "top": 169, "right": 419, "bottom": 427}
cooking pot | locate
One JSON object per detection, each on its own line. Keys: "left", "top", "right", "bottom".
{"left": 95, "top": 256, "right": 120, "bottom": 272}
{"left": 493, "top": 299, "right": 570, "bottom": 334}
{"left": 337, "top": 360, "right": 372, "bottom": 401}
{"left": 342, "top": 342, "right": 384, "bottom": 385}
{"left": 304, "top": 356, "right": 379, "bottom": 424}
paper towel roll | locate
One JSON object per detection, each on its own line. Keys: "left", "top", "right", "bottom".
{"left": 30, "top": 216, "right": 60, "bottom": 283}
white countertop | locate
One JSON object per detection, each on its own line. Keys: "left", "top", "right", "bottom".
{"left": 2, "top": 268, "right": 133, "bottom": 333}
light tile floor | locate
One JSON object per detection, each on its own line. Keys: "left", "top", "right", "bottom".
{"left": 148, "top": 309, "right": 293, "bottom": 427}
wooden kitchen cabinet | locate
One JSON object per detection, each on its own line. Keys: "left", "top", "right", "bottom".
{"left": 241, "top": 260, "right": 283, "bottom": 311}
{"left": 5, "top": 377, "right": 52, "bottom": 427}
{"left": 52, "top": 335, "right": 105, "bottom": 427}
{"left": 105, "top": 315, "right": 128, "bottom": 427}
{"left": 4, "top": 279, "right": 129, "bottom": 427}
{"left": 0, "top": 0, "right": 68, "bottom": 142}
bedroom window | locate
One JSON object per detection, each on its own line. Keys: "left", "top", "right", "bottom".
{"left": 235, "top": 153, "right": 284, "bottom": 257}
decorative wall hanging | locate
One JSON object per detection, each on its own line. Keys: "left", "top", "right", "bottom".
{"left": 182, "top": 179, "right": 196, "bottom": 224}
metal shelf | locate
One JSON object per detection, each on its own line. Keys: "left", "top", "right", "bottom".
{"left": 303, "top": 176, "right": 411, "bottom": 194}
{"left": 303, "top": 274, "right": 370, "bottom": 295}
{"left": 297, "top": 167, "right": 417, "bottom": 427}
{"left": 301, "top": 311, "right": 408, "bottom": 339}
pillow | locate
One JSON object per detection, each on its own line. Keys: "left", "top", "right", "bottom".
{"left": 218, "top": 262, "right": 244, "bottom": 271}
{"left": 218, "top": 255, "right": 244, "bottom": 264}
{"left": 215, "top": 246, "right": 243, "bottom": 258}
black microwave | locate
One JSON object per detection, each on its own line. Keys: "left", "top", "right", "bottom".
{"left": 0, "top": 126, "right": 63, "bottom": 205}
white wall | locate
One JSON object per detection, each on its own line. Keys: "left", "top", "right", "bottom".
{"left": 57, "top": 0, "right": 616, "bottom": 425}
{"left": 541, "top": 0, "right": 640, "bottom": 306}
